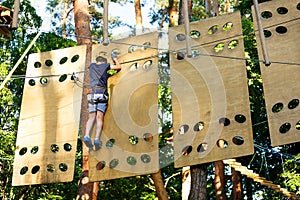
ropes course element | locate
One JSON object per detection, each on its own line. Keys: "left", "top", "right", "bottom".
{"left": 102, "top": 0, "right": 109, "bottom": 45}
{"left": 14, "top": 15, "right": 300, "bottom": 51}
{"left": 254, "top": 143, "right": 300, "bottom": 164}
{"left": 4, "top": 0, "right": 299, "bottom": 191}
{"left": 1, "top": 51, "right": 299, "bottom": 81}
{"left": 0, "top": 31, "right": 42, "bottom": 90}
{"left": 1, "top": 48, "right": 300, "bottom": 81}
{"left": 252, "top": 0, "right": 300, "bottom": 146}
{"left": 11, "top": 0, "right": 20, "bottom": 30}
{"left": 183, "top": 0, "right": 192, "bottom": 57}
{"left": 0, "top": 55, "right": 159, "bottom": 81}
{"left": 88, "top": 32, "right": 160, "bottom": 182}
{"left": 171, "top": 11, "right": 255, "bottom": 167}
{"left": 223, "top": 159, "right": 300, "bottom": 199}
{"left": 12, "top": 45, "right": 86, "bottom": 186}
{"left": 253, "top": 0, "right": 270, "bottom": 66}
{"left": 3, "top": 14, "right": 299, "bottom": 61}
{"left": 2, "top": 15, "right": 300, "bottom": 85}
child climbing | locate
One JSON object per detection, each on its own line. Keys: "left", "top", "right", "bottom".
{"left": 83, "top": 54, "right": 121, "bottom": 151}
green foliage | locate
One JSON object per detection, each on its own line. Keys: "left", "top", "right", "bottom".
{"left": 0, "top": 87, "right": 15, "bottom": 130}
{"left": 97, "top": 176, "right": 157, "bottom": 199}
{"left": 280, "top": 154, "right": 300, "bottom": 194}
{"left": 161, "top": 165, "right": 182, "bottom": 200}
{"left": 0, "top": 59, "right": 9, "bottom": 78}
{"left": 0, "top": 130, "right": 16, "bottom": 199}
{"left": 191, "top": 1, "right": 206, "bottom": 21}
{"left": 33, "top": 32, "right": 77, "bottom": 52}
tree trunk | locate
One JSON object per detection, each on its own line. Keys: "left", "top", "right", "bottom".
{"left": 134, "top": 0, "right": 143, "bottom": 35}
{"left": 188, "top": 164, "right": 208, "bottom": 200}
{"left": 12, "top": 0, "right": 20, "bottom": 30}
{"left": 205, "top": 0, "right": 211, "bottom": 17}
{"left": 215, "top": 161, "right": 227, "bottom": 200}
{"left": 182, "top": 166, "right": 191, "bottom": 200}
{"left": 74, "top": 0, "right": 95, "bottom": 199}
{"left": 178, "top": 0, "right": 192, "bottom": 25}
{"left": 245, "top": 177, "right": 253, "bottom": 200}
{"left": 214, "top": 140, "right": 227, "bottom": 200}
{"left": 212, "top": 0, "right": 219, "bottom": 16}
{"left": 152, "top": 170, "right": 169, "bottom": 200}
{"left": 178, "top": 0, "right": 184, "bottom": 25}
{"left": 61, "top": 1, "right": 68, "bottom": 39}
{"left": 224, "top": 0, "right": 232, "bottom": 13}
{"left": 232, "top": 167, "right": 242, "bottom": 200}
{"left": 168, "top": 0, "right": 179, "bottom": 27}
{"left": 159, "top": 9, "right": 167, "bottom": 30}
{"left": 178, "top": 2, "right": 209, "bottom": 199}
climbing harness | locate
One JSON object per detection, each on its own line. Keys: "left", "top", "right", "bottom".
{"left": 87, "top": 86, "right": 108, "bottom": 104}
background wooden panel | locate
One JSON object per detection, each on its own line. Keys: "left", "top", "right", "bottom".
{"left": 12, "top": 45, "right": 86, "bottom": 186}
{"left": 170, "top": 11, "right": 254, "bottom": 168}
{"left": 252, "top": 0, "right": 300, "bottom": 146}
{"left": 89, "top": 32, "right": 159, "bottom": 181}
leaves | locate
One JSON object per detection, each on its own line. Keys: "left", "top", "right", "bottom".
{"left": 280, "top": 154, "right": 300, "bottom": 194}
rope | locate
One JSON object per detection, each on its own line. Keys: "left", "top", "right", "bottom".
{"left": 0, "top": 157, "right": 14, "bottom": 161}
{"left": 254, "top": 143, "right": 300, "bottom": 165}
{"left": 0, "top": 31, "right": 42, "bottom": 90}
{"left": 12, "top": 15, "right": 300, "bottom": 51}
{"left": 0, "top": 54, "right": 159, "bottom": 81}
{"left": 1, "top": 15, "right": 299, "bottom": 76}
{"left": 0, "top": 0, "right": 64, "bottom": 90}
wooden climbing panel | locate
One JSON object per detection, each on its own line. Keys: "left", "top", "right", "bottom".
{"left": 170, "top": 11, "right": 254, "bottom": 168}
{"left": 12, "top": 45, "right": 86, "bottom": 185}
{"left": 88, "top": 32, "right": 159, "bottom": 181}
{"left": 252, "top": 0, "right": 300, "bottom": 146}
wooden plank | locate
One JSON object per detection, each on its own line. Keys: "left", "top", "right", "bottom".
{"left": 12, "top": 45, "right": 86, "bottom": 185}
{"left": 1, "top": 10, "right": 12, "bottom": 22}
{"left": 252, "top": 0, "right": 300, "bottom": 146}
{"left": 170, "top": 11, "right": 254, "bottom": 167}
{"left": 88, "top": 32, "right": 159, "bottom": 181}
{"left": 227, "top": 160, "right": 299, "bottom": 198}
{"left": 0, "top": 6, "right": 13, "bottom": 39}
{"left": 0, "top": 27, "right": 10, "bottom": 39}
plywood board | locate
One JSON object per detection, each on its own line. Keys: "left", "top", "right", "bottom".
{"left": 12, "top": 45, "right": 86, "bottom": 185}
{"left": 170, "top": 11, "right": 254, "bottom": 168}
{"left": 252, "top": 0, "right": 300, "bottom": 146}
{"left": 88, "top": 32, "right": 159, "bottom": 181}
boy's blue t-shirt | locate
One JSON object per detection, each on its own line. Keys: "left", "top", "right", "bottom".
{"left": 89, "top": 62, "right": 111, "bottom": 95}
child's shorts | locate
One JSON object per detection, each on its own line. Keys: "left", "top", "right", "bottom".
{"left": 88, "top": 102, "right": 108, "bottom": 113}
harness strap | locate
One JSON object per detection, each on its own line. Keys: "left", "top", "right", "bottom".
{"left": 87, "top": 93, "right": 108, "bottom": 104}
